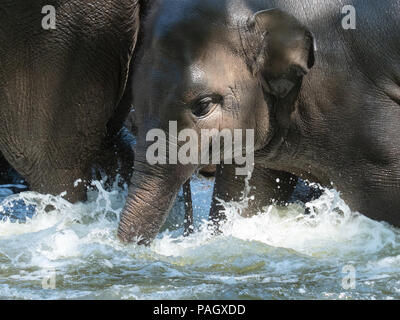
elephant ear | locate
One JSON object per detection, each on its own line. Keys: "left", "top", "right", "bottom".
{"left": 247, "top": 9, "right": 315, "bottom": 98}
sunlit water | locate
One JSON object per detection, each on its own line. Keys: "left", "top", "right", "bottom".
{"left": 0, "top": 176, "right": 400, "bottom": 300}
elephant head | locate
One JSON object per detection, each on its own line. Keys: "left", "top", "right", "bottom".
{"left": 117, "top": 0, "right": 315, "bottom": 244}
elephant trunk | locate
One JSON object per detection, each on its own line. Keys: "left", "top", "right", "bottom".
{"left": 117, "top": 157, "right": 195, "bottom": 245}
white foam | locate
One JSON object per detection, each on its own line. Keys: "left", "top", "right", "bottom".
{"left": 0, "top": 176, "right": 399, "bottom": 299}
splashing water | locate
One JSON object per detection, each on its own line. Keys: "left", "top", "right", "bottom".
{"left": 0, "top": 176, "right": 400, "bottom": 300}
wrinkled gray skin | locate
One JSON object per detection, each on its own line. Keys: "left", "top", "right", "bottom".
{"left": 0, "top": 0, "right": 141, "bottom": 202}
{"left": 118, "top": 0, "right": 400, "bottom": 244}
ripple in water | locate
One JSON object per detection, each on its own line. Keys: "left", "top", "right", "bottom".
{"left": 0, "top": 176, "right": 399, "bottom": 300}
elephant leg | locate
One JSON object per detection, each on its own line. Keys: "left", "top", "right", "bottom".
{"left": 28, "top": 166, "right": 90, "bottom": 203}
{"left": 183, "top": 178, "right": 194, "bottom": 236}
{"left": 0, "top": 153, "right": 10, "bottom": 185}
{"left": 93, "top": 127, "right": 135, "bottom": 187}
{"left": 0, "top": 152, "right": 25, "bottom": 186}
{"left": 209, "top": 163, "right": 298, "bottom": 225}
{"left": 0, "top": 141, "right": 89, "bottom": 203}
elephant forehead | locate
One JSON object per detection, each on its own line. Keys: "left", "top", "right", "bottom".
{"left": 187, "top": 43, "right": 253, "bottom": 92}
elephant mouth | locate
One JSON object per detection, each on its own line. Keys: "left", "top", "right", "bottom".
{"left": 198, "top": 164, "right": 217, "bottom": 177}
{"left": 254, "top": 117, "right": 288, "bottom": 161}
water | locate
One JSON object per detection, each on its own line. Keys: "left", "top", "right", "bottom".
{"left": 0, "top": 176, "right": 400, "bottom": 300}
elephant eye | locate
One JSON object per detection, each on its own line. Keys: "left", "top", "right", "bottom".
{"left": 191, "top": 95, "right": 222, "bottom": 118}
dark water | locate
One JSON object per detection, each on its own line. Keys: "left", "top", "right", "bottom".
{"left": 0, "top": 176, "right": 400, "bottom": 299}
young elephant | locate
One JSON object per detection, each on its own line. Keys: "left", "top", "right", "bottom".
{"left": 118, "top": 0, "right": 400, "bottom": 244}
{"left": 0, "top": 0, "right": 144, "bottom": 202}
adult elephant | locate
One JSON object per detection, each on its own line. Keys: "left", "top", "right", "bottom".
{"left": 117, "top": 0, "right": 400, "bottom": 244}
{"left": 0, "top": 0, "right": 146, "bottom": 202}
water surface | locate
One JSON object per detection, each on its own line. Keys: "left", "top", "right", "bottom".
{"left": 0, "top": 176, "right": 399, "bottom": 299}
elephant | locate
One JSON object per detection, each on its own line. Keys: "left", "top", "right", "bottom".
{"left": 117, "top": 0, "right": 400, "bottom": 244}
{"left": 0, "top": 0, "right": 147, "bottom": 203}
